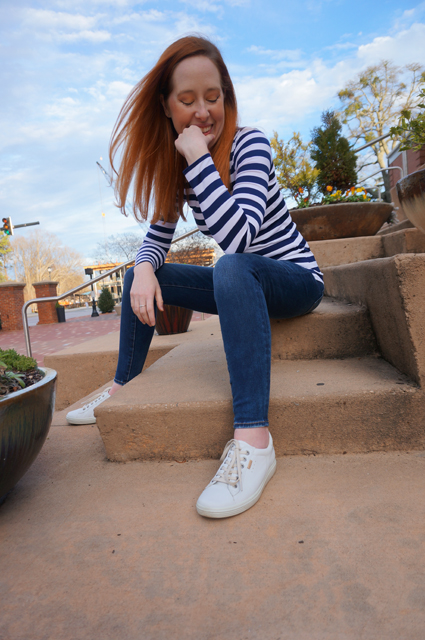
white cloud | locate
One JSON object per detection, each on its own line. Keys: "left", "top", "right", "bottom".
{"left": 236, "top": 21, "right": 425, "bottom": 136}
{"left": 247, "top": 46, "right": 304, "bottom": 62}
{"left": 24, "top": 9, "right": 99, "bottom": 31}
{"left": 357, "top": 22, "right": 425, "bottom": 66}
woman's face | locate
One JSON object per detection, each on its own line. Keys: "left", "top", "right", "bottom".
{"left": 162, "top": 56, "right": 225, "bottom": 147}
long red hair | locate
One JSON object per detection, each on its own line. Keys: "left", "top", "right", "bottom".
{"left": 109, "top": 36, "right": 238, "bottom": 224}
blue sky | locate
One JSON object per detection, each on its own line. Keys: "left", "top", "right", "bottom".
{"left": 1, "top": 0, "right": 425, "bottom": 262}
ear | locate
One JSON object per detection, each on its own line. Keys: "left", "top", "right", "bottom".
{"left": 160, "top": 95, "right": 171, "bottom": 118}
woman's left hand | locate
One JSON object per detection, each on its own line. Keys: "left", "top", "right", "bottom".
{"left": 174, "top": 125, "right": 215, "bottom": 165}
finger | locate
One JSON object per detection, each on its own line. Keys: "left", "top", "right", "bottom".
{"left": 204, "top": 133, "right": 215, "bottom": 147}
{"left": 146, "top": 299, "right": 156, "bottom": 327}
{"left": 155, "top": 284, "right": 164, "bottom": 312}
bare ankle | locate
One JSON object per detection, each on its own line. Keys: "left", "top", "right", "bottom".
{"left": 234, "top": 427, "right": 269, "bottom": 449}
{"left": 109, "top": 381, "right": 124, "bottom": 396}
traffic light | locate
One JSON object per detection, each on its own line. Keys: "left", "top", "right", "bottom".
{"left": 2, "top": 217, "right": 13, "bottom": 235}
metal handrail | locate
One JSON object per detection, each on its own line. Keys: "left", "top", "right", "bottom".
{"left": 22, "top": 227, "right": 199, "bottom": 357}
{"left": 352, "top": 132, "right": 392, "bottom": 153}
{"left": 357, "top": 165, "right": 405, "bottom": 184}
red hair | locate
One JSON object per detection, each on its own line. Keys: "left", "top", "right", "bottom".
{"left": 109, "top": 36, "right": 238, "bottom": 224}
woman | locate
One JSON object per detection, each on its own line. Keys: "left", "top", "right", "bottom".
{"left": 67, "top": 36, "right": 324, "bottom": 519}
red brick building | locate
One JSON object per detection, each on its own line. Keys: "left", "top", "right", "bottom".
{"left": 388, "top": 144, "right": 425, "bottom": 189}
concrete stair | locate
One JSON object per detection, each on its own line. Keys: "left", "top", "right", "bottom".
{"left": 48, "top": 297, "right": 377, "bottom": 410}
{"left": 46, "top": 245, "right": 425, "bottom": 462}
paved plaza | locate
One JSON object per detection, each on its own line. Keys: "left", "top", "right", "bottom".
{"left": 1, "top": 307, "right": 425, "bottom": 639}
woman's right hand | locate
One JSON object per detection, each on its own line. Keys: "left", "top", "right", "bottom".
{"left": 130, "top": 262, "right": 164, "bottom": 327}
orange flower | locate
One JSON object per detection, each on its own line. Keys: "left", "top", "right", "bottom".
{"left": 326, "top": 185, "right": 333, "bottom": 192}
{"left": 363, "top": 194, "right": 367, "bottom": 199}
{"left": 298, "top": 187, "right": 304, "bottom": 193}
{"left": 351, "top": 186, "right": 355, "bottom": 193}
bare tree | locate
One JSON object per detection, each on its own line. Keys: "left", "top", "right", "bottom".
{"left": 94, "top": 232, "right": 146, "bottom": 264}
{"left": 338, "top": 60, "right": 425, "bottom": 196}
{"left": 10, "top": 230, "right": 85, "bottom": 301}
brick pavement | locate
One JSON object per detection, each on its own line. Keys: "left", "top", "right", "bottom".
{"left": 0, "top": 311, "right": 210, "bottom": 366}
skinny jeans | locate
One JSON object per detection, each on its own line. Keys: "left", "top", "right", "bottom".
{"left": 114, "top": 253, "right": 324, "bottom": 429}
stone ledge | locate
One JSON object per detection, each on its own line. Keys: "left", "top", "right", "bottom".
{"left": 46, "top": 299, "right": 377, "bottom": 410}
{"left": 311, "top": 227, "right": 425, "bottom": 268}
{"left": 95, "top": 345, "right": 424, "bottom": 461}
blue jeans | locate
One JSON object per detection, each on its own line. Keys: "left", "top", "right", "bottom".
{"left": 115, "top": 254, "right": 324, "bottom": 429}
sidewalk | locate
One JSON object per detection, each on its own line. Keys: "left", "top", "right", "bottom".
{"left": 1, "top": 414, "right": 424, "bottom": 639}
{"left": 0, "top": 310, "right": 209, "bottom": 366}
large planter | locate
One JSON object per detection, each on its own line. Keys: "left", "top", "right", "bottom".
{"left": 290, "top": 202, "right": 394, "bottom": 242}
{"left": 396, "top": 168, "right": 425, "bottom": 234}
{"left": 0, "top": 367, "right": 57, "bottom": 505}
{"left": 155, "top": 305, "right": 193, "bottom": 335}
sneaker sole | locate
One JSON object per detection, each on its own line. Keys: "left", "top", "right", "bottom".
{"left": 196, "top": 458, "right": 277, "bottom": 519}
{"left": 66, "top": 416, "right": 97, "bottom": 425}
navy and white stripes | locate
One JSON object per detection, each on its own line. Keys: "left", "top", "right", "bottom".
{"left": 135, "top": 127, "right": 323, "bottom": 284}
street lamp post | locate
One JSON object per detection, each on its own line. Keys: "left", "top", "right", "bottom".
{"left": 84, "top": 268, "right": 99, "bottom": 317}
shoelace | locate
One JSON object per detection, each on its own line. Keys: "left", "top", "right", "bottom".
{"left": 212, "top": 439, "right": 249, "bottom": 491}
{"left": 82, "top": 388, "right": 110, "bottom": 410}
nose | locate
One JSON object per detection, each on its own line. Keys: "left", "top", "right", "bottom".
{"left": 195, "top": 101, "right": 209, "bottom": 120}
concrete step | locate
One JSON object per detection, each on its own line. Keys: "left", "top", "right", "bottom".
{"left": 95, "top": 331, "right": 424, "bottom": 461}
{"left": 271, "top": 297, "right": 376, "bottom": 361}
{"left": 310, "top": 227, "right": 425, "bottom": 268}
{"left": 46, "top": 297, "right": 377, "bottom": 410}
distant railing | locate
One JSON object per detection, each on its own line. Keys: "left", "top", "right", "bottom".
{"left": 351, "top": 133, "right": 405, "bottom": 200}
{"left": 357, "top": 166, "right": 405, "bottom": 201}
{"left": 22, "top": 228, "right": 199, "bottom": 358}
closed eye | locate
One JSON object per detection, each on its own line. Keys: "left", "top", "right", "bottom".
{"left": 181, "top": 100, "right": 194, "bottom": 106}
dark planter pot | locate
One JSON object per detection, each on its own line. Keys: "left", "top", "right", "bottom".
{"left": 56, "top": 306, "right": 66, "bottom": 322}
{"left": 396, "top": 168, "right": 425, "bottom": 235}
{"left": 155, "top": 305, "right": 193, "bottom": 335}
{"left": 290, "top": 202, "right": 394, "bottom": 242}
{"left": 0, "top": 368, "right": 57, "bottom": 505}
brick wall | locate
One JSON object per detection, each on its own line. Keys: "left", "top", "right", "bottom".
{"left": 0, "top": 282, "right": 26, "bottom": 331}
{"left": 389, "top": 145, "right": 425, "bottom": 189}
{"left": 33, "top": 281, "right": 59, "bottom": 325}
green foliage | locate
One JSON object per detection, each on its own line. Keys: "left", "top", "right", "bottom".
{"left": 0, "top": 348, "right": 37, "bottom": 372}
{"left": 270, "top": 132, "right": 320, "bottom": 207}
{"left": 390, "top": 89, "right": 425, "bottom": 151}
{"left": 311, "top": 111, "right": 358, "bottom": 195}
{"left": 97, "top": 286, "right": 115, "bottom": 313}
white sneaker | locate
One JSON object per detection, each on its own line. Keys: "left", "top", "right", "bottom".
{"left": 196, "top": 434, "right": 276, "bottom": 519}
{"left": 66, "top": 387, "right": 112, "bottom": 425}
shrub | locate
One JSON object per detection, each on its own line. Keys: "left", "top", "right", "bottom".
{"left": 97, "top": 286, "right": 115, "bottom": 313}
{"left": 0, "top": 348, "right": 37, "bottom": 372}
{"left": 311, "top": 111, "right": 358, "bottom": 195}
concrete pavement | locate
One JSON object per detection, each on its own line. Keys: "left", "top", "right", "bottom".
{"left": 1, "top": 411, "right": 425, "bottom": 640}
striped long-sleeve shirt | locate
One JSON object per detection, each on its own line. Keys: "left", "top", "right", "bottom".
{"left": 135, "top": 127, "right": 323, "bottom": 284}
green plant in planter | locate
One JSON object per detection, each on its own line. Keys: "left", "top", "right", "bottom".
{"left": 0, "top": 348, "right": 39, "bottom": 397}
{"left": 390, "top": 88, "right": 425, "bottom": 151}
{"left": 311, "top": 110, "right": 358, "bottom": 195}
{"left": 97, "top": 286, "right": 115, "bottom": 313}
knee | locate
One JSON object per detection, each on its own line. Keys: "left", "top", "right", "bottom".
{"left": 214, "top": 253, "right": 250, "bottom": 283}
